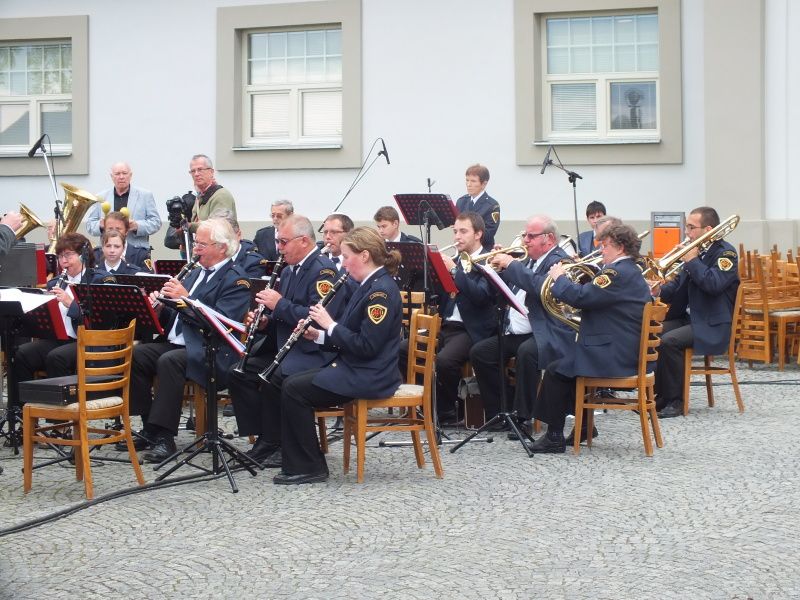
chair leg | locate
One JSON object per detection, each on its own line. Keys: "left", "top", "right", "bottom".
{"left": 410, "top": 428, "right": 425, "bottom": 468}
{"left": 424, "top": 406, "right": 444, "bottom": 479}
{"left": 573, "top": 381, "right": 585, "bottom": 455}
{"left": 78, "top": 422, "right": 94, "bottom": 500}
{"left": 648, "top": 385, "right": 664, "bottom": 448}
{"left": 729, "top": 356, "right": 745, "bottom": 413}
{"left": 73, "top": 424, "right": 84, "bottom": 482}
{"left": 122, "top": 414, "right": 146, "bottom": 486}
{"left": 704, "top": 356, "right": 715, "bottom": 407}
{"left": 638, "top": 384, "right": 654, "bottom": 456}
{"left": 533, "top": 419, "right": 542, "bottom": 434}
{"left": 778, "top": 321, "right": 787, "bottom": 371}
{"left": 356, "top": 400, "right": 367, "bottom": 484}
{"left": 194, "top": 388, "right": 206, "bottom": 437}
{"left": 22, "top": 409, "right": 34, "bottom": 494}
{"left": 342, "top": 405, "right": 352, "bottom": 474}
{"left": 682, "top": 349, "right": 693, "bottom": 416}
{"left": 317, "top": 417, "right": 329, "bottom": 454}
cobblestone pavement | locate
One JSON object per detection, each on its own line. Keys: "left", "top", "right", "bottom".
{"left": 1, "top": 362, "right": 798, "bottom": 599}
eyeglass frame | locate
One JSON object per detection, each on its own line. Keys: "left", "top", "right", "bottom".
{"left": 276, "top": 234, "right": 305, "bottom": 246}
{"left": 193, "top": 241, "right": 220, "bottom": 249}
{"left": 523, "top": 231, "right": 549, "bottom": 241}
{"left": 188, "top": 167, "right": 213, "bottom": 175}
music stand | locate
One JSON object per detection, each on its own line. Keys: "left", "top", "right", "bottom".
{"left": 152, "top": 297, "right": 260, "bottom": 493}
{"left": 112, "top": 274, "right": 171, "bottom": 298}
{"left": 154, "top": 259, "right": 188, "bottom": 277}
{"left": 450, "top": 264, "right": 536, "bottom": 457}
{"left": 71, "top": 283, "right": 164, "bottom": 339}
{"left": 0, "top": 243, "right": 39, "bottom": 287}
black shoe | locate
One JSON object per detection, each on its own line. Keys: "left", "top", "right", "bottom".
{"left": 222, "top": 403, "right": 235, "bottom": 418}
{"left": 185, "top": 416, "right": 195, "bottom": 431}
{"left": 273, "top": 469, "right": 329, "bottom": 485}
{"left": 598, "top": 388, "right": 617, "bottom": 399}
{"left": 245, "top": 437, "right": 280, "bottom": 464}
{"left": 330, "top": 416, "right": 343, "bottom": 432}
{"left": 262, "top": 449, "right": 283, "bottom": 469}
{"left": 658, "top": 401, "right": 683, "bottom": 419}
{"left": 527, "top": 433, "right": 566, "bottom": 454}
{"left": 565, "top": 425, "right": 599, "bottom": 445}
{"left": 507, "top": 420, "right": 532, "bottom": 441}
{"left": 115, "top": 430, "right": 153, "bottom": 452}
{"left": 142, "top": 436, "right": 178, "bottom": 463}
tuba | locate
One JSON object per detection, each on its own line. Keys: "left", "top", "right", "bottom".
{"left": 47, "top": 183, "right": 101, "bottom": 253}
{"left": 14, "top": 203, "right": 46, "bottom": 240}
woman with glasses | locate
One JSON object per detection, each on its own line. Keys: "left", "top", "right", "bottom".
{"left": 15, "top": 233, "right": 111, "bottom": 385}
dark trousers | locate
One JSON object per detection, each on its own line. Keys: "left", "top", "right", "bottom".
{"left": 535, "top": 368, "right": 576, "bottom": 433}
{"left": 130, "top": 342, "right": 186, "bottom": 434}
{"left": 435, "top": 323, "right": 473, "bottom": 413}
{"left": 654, "top": 318, "right": 693, "bottom": 408}
{"left": 281, "top": 369, "right": 352, "bottom": 475}
{"left": 15, "top": 339, "right": 76, "bottom": 384}
{"left": 228, "top": 353, "right": 283, "bottom": 444}
{"left": 469, "top": 333, "right": 532, "bottom": 420}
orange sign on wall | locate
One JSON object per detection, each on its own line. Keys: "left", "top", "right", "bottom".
{"left": 650, "top": 212, "right": 685, "bottom": 259}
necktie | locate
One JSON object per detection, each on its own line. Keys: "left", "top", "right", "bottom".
{"left": 331, "top": 256, "right": 340, "bottom": 268}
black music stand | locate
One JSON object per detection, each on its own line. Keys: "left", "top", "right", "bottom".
{"left": 154, "top": 259, "right": 188, "bottom": 277}
{"left": 71, "top": 283, "right": 164, "bottom": 339}
{"left": 152, "top": 298, "right": 260, "bottom": 493}
{"left": 450, "top": 264, "right": 535, "bottom": 457}
{"left": 112, "top": 274, "right": 171, "bottom": 297}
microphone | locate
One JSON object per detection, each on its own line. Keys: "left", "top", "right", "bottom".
{"left": 379, "top": 138, "right": 390, "bottom": 165}
{"left": 421, "top": 202, "right": 444, "bottom": 230}
{"left": 27, "top": 134, "right": 47, "bottom": 158}
{"left": 540, "top": 145, "right": 553, "bottom": 175}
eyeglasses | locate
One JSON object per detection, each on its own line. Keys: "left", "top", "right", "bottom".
{"left": 193, "top": 241, "right": 218, "bottom": 249}
{"left": 277, "top": 235, "right": 304, "bottom": 246}
{"left": 523, "top": 232, "right": 548, "bottom": 240}
{"left": 322, "top": 229, "right": 345, "bottom": 236}
{"left": 685, "top": 224, "right": 702, "bottom": 231}
{"left": 188, "top": 167, "right": 212, "bottom": 175}
{"left": 57, "top": 251, "right": 79, "bottom": 260}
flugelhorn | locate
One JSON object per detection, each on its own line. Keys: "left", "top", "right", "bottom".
{"left": 459, "top": 244, "right": 527, "bottom": 273}
{"left": 15, "top": 204, "right": 46, "bottom": 240}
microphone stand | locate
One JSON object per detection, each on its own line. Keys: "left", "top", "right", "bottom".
{"left": 30, "top": 135, "right": 66, "bottom": 240}
{"left": 542, "top": 146, "right": 583, "bottom": 243}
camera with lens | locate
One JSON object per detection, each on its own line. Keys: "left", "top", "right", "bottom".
{"left": 166, "top": 191, "right": 195, "bottom": 229}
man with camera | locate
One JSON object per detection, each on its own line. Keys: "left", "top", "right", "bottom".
{"left": 85, "top": 161, "right": 162, "bottom": 250}
{"left": 186, "top": 154, "right": 236, "bottom": 234}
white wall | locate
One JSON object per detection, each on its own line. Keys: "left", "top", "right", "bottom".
{"left": 1, "top": 0, "right": 710, "bottom": 251}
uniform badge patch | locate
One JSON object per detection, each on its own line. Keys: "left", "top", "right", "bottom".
{"left": 369, "top": 291, "right": 388, "bottom": 301}
{"left": 368, "top": 303, "right": 388, "bottom": 325}
{"left": 717, "top": 257, "right": 734, "bottom": 272}
{"left": 235, "top": 278, "right": 251, "bottom": 288}
{"left": 319, "top": 268, "right": 336, "bottom": 278}
{"left": 491, "top": 211, "right": 500, "bottom": 224}
{"left": 593, "top": 274, "right": 612, "bottom": 288}
{"left": 317, "top": 280, "right": 333, "bottom": 298}
{"left": 102, "top": 276, "right": 116, "bottom": 284}
{"left": 144, "top": 258, "right": 153, "bottom": 272}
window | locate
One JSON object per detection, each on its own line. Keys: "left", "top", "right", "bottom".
{"left": 217, "top": 0, "right": 362, "bottom": 171}
{"left": 0, "top": 41, "right": 73, "bottom": 155}
{"left": 0, "top": 16, "right": 88, "bottom": 176}
{"left": 513, "top": 0, "right": 682, "bottom": 166}
{"left": 245, "top": 27, "right": 342, "bottom": 147}
{"left": 544, "top": 13, "right": 659, "bottom": 141}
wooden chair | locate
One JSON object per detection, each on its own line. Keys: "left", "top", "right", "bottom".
{"left": 342, "top": 311, "right": 443, "bottom": 483}
{"left": 23, "top": 321, "right": 145, "bottom": 500}
{"left": 573, "top": 302, "right": 669, "bottom": 457}
{"left": 682, "top": 285, "right": 745, "bottom": 415}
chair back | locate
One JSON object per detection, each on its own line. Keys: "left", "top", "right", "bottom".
{"left": 399, "top": 291, "right": 428, "bottom": 331}
{"left": 405, "top": 310, "right": 441, "bottom": 407}
{"left": 76, "top": 320, "right": 136, "bottom": 412}
{"left": 639, "top": 301, "right": 668, "bottom": 381}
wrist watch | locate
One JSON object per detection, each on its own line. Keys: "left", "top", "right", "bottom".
{"left": 450, "top": 267, "right": 458, "bottom": 277}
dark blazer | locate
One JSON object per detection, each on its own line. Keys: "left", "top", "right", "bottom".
{"left": 659, "top": 239, "right": 739, "bottom": 355}
{"left": 102, "top": 262, "right": 141, "bottom": 276}
{"left": 313, "top": 267, "right": 403, "bottom": 398}
{"left": 49, "top": 269, "right": 112, "bottom": 334}
{"left": 399, "top": 231, "right": 422, "bottom": 243}
{"left": 268, "top": 249, "right": 345, "bottom": 377}
{"left": 253, "top": 226, "right": 279, "bottom": 261}
{"left": 0, "top": 223, "right": 15, "bottom": 257}
{"left": 578, "top": 230, "right": 596, "bottom": 257}
{"left": 93, "top": 245, "right": 152, "bottom": 272}
{"left": 550, "top": 257, "right": 652, "bottom": 378}
{"left": 501, "top": 246, "right": 575, "bottom": 366}
{"left": 160, "top": 260, "right": 251, "bottom": 389}
{"left": 233, "top": 239, "right": 269, "bottom": 278}
{"left": 441, "top": 247, "right": 497, "bottom": 343}
{"left": 455, "top": 192, "right": 501, "bottom": 247}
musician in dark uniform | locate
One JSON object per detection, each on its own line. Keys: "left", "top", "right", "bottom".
{"left": 254, "top": 199, "right": 293, "bottom": 261}
{"left": 373, "top": 206, "right": 421, "bottom": 243}
{"left": 209, "top": 208, "right": 269, "bottom": 278}
{"left": 99, "top": 230, "right": 146, "bottom": 274}
{"left": 577, "top": 201, "right": 607, "bottom": 257}
{"left": 15, "top": 233, "right": 111, "bottom": 385}
{"left": 650, "top": 207, "right": 739, "bottom": 418}
{"left": 322, "top": 213, "right": 355, "bottom": 272}
{"left": 92, "top": 211, "right": 152, "bottom": 272}
{"left": 455, "top": 164, "right": 501, "bottom": 247}
{"left": 228, "top": 215, "right": 343, "bottom": 465}
{"left": 129, "top": 219, "right": 250, "bottom": 462}
{"left": 477, "top": 215, "right": 574, "bottom": 428}
{"left": 530, "top": 224, "right": 653, "bottom": 453}
{"left": 0, "top": 211, "right": 21, "bottom": 257}
{"left": 434, "top": 212, "right": 496, "bottom": 423}
{"left": 275, "top": 227, "right": 403, "bottom": 484}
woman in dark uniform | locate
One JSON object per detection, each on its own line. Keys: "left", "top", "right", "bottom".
{"left": 274, "top": 227, "right": 403, "bottom": 484}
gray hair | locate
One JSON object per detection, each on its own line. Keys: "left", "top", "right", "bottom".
{"left": 197, "top": 218, "right": 238, "bottom": 258}
{"left": 209, "top": 208, "right": 239, "bottom": 233}
{"left": 272, "top": 199, "right": 294, "bottom": 214}
{"left": 191, "top": 154, "right": 213, "bottom": 168}
{"left": 595, "top": 215, "right": 622, "bottom": 231}
{"left": 527, "top": 214, "right": 558, "bottom": 237}
{"left": 281, "top": 215, "right": 316, "bottom": 242}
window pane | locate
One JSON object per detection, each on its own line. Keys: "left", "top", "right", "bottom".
{"left": 251, "top": 93, "right": 290, "bottom": 138}
{"left": 615, "top": 16, "right": 635, "bottom": 43}
{"left": 287, "top": 57, "right": 304, "bottom": 83}
{"left": 615, "top": 45, "right": 635, "bottom": 72}
{"left": 287, "top": 32, "right": 305, "bottom": 57}
{"left": 267, "top": 58, "right": 286, "bottom": 83}
{"left": 638, "top": 44, "right": 658, "bottom": 71}
{"left": 570, "top": 18, "right": 591, "bottom": 45}
{"left": 593, "top": 45, "right": 612, "bottom": 72}
{"left": 10, "top": 72, "right": 26, "bottom": 95}
{"left": 326, "top": 30, "right": 341, "bottom": 55}
{"left": 592, "top": 17, "right": 612, "bottom": 45}
{"left": 610, "top": 82, "right": 657, "bottom": 129}
{"left": 28, "top": 46, "right": 43, "bottom": 70}
{"left": 571, "top": 47, "right": 591, "bottom": 73}
{"left": 11, "top": 47, "right": 27, "bottom": 70}
{"left": 43, "top": 46, "right": 60, "bottom": 70}
{"left": 268, "top": 33, "right": 286, "bottom": 58}
{"left": 307, "top": 57, "right": 324, "bottom": 81}
{"left": 551, "top": 83, "right": 596, "bottom": 132}
{"left": 250, "top": 59, "right": 267, "bottom": 85}
{"left": 307, "top": 30, "right": 324, "bottom": 56}
{"left": 61, "top": 44, "right": 71, "bottom": 68}
{"left": 61, "top": 69, "right": 72, "bottom": 93}
{"left": 637, "top": 14, "right": 659, "bottom": 43}
{"left": 326, "top": 56, "right": 341, "bottom": 81}
{"left": 547, "top": 47, "right": 569, "bottom": 74}
{"left": 250, "top": 33, "right": 267, "bottom": 60}
{"left": 28, "top": 71, "right": 43, "bottom": 95}
{"left": 44, "top": 71, "right": 60, "bottom": 94}
{"left": 0, "top": 48, "right": 8, "bottom": 71}
{"left": 0, "top": 73, "right": 7, "bottom": 95}
{"left": 41, "top": 102, "right": 71, "bottom": 143}
{"left": 302, "top": 90, "right": 341, "bottom": 137}
{"left": 0, "top": 104, "right": 29, "bottom": 145}
{"left": 547, "top": 19, "right": 569, "bottom": 47}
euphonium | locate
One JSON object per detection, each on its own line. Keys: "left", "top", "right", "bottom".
{"left": 14, "top": 203, "right": 46, "bottom": 240}
{"left": 47, "top": 183, "right": 101, "bottom": 253}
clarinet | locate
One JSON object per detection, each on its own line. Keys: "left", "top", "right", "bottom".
{"left": 152, "top": 255, "right": 200, "bottom": 308}
{"left": 53, "top": 268, "right": 69, "bottom": 289}
{"left": 232, "top": 254, "right": 286, "bottom": 374}
{"left": 258, "top": 271, "right": 350, "bottom": 384}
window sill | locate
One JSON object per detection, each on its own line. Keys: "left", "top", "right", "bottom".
{"left": 533, "top": 137, "right": 661, "bottom": 146}
{"left": 234, "top": 142, "right": 343, "bottom": 151}
{"left": 0, "top": 150, "right": 72, "bottom": 158}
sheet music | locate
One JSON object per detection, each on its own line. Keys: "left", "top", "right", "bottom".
{"left": 475, "top": 263, "right": 528, "bottom": 316}
{"left": 0, "top": 288, "right": 55, "bottom": 312}
{"left": 180, "top": 297, "right": 246, "bottom": 354}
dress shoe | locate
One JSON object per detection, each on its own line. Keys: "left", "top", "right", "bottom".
{"left": 273, "top": 469, "right": 329, "bottom": 485}
{"left": 262, "top": 449, "right": 283, "bottom": 469}
{"left": 142, "top": 436, "right": 178, "bottom": 464}
{"left": 565, "top": 425, "right": 599, "bottom": 445}
{"left": 598, "top": 388, "right": 617, "bottom": 399}
{"left": 115, "top": 430, "right": 153, "bottom": 452}
{"left": 222, "top": 403, "right": 235, "bottom": 418}
{"left": 245, "top": 437, "right": 280, "bottom": 463}
{"left": 507, "top": 420, "right": 533, "bottom": 441}
{"left": 526, "top": 432, "right": 566, "bottom": 454}
{"left": 657, "top": 400, "right": 683, "bottom": 419}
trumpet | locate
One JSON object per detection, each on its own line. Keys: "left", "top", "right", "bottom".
{"left": 232, "top": 254, "right": 286, "bottom": 375}
{"left": 459, "top": 244, "right": 528, "bottom": 273}
{"left": 258, "top": 271, "right": 350, "bottom": 383}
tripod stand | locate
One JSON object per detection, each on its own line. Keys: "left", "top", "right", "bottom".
{"left": 153, "top": 318, "right": 262, "bottom": 493}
